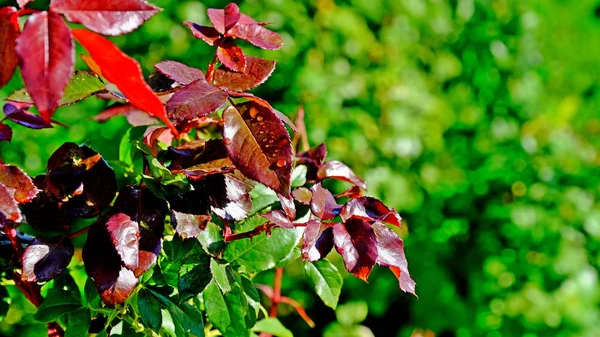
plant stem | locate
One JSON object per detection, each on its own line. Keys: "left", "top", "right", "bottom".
{"left": 269, "top": 268, "right": 283, "bottom": 317}
{"left": 68, "top": 225, "right": 93, "bottom": 239}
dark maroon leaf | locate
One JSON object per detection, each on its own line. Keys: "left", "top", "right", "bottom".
{"left": 0, "top": 124, "right": 11, "bottom": 142}
{"left": 297, "top": 143, "right": 327, "bottom": 181}
{"left": 111, "top": 186, "right": 168, "bottom": 277}
{"left": 22, "top": 238, "right": 74, "bottom": 282}
{"left": 154, "top": 61, "right": 204, "bottom": 85}
{"left": 106, "top": 213, "right": 139, "bottom": 272}
{"left": 340, "top": 196, "right": 402, "bottom": 227}
{"left": 51, "top": 0, "right": 161, "bottom": 36}
{"left": 214, "top": 56, "right": 275, "bottom": 92}
{"left": 226, "top": 91, "right": 297, "bottom": 132}
{"left": 3, "top": 103, "right": 52, "bottom": 129}
{"left": 372, "top": 222, "right": 416, "bottom": 295}
{"left": 182, "top": 22, "right": 221, "bottom": 46}
{"left": 278, "top": 193, "right": 296, "bottom": 219}
{"left": 93, "top": 104, "right": 158, "bottom": 127}
{"left": 45, "top": 143, "right": 117, "bottom": 218}
{"left": 15, "top": 11, "right": 74, "bottom": 122}
{"left": 292, "top": 187, "right": 312, "bottom": 205}
{"left": 317, "top": 161, "right": 367, "bottom": 190}
{"left": 217, "top": 42, "right": 246, "bottom": 72}
{"left": 166, "top": 78, "right": 228, "bottom": 122}
{"left": 0, "top": 163, "right": 40, "bottom": 203}
{"left": 207, "top": 3, "right": 240, "bottom": 34}
{"left": 302, "top": 220, "right": 334, "bottom": 262}
{"left": 0, "top": 7, "right": 19, "bottom": 89}
{"left": 262, "top": 210, "right": 294, "bottom": 229}
{"left": 21, "top": 185, "right": 72, "bottom": 232}
{"left": 229, "top": 24, "right": 283, "bottom": 50}
{"left": 0, "top": 184, "right": 21, "bottom": 222}
{"left": 223, "top": 102, "right": 293, "bottom": 196}
{"left": 169, "top": 189, "right": 211, "bottom": 239}
{"left": 332, "top": 218, "right": 378, "bottom": 282}
{"left": 310, "top": 183, "right": 341, "bottom": 220}
{"left": 184, "top": 160, "right": 236, "bottom": 181}
{"left": 196, "top": 174, "right": 252, "bottom": 222}
{"left": 83, "top": 218, "right": 138, "bottom": 306}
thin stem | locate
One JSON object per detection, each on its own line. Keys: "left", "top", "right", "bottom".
{"left": 4, "top": 222, "right": 23, "bottom": 256}
{"left": 17, "top": 8, "right": 40, "bottom": 17}
{"left": 269, "top": 268, "right": 283, "bottom": 317}
{"left": 68, "top": 225, "right": 92, "bottom": 239}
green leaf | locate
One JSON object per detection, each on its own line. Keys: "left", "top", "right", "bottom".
{"left": 335, "top": 301, "right": 368, "bottom": 325}
{"left": 7, "top": 70, "right": 104, "bottom": 106}
{"left": 249, "top": 184, "right": 279, "bottom": 214}
{"left": 0, "top": 286, "right": 9, "bottom": 319}
{"left": 252, "top": 318, "right": 293, "bottom": 337}
{"left": 210, "top": 258, "right": 232, "bottom": 293}
{"left": 291, "top": 165, "right": 307, "bottom": 188}
{"left": 224, "top": 226, "right": 302, "bottom": 273}
{"left": 149, "top": 288, "right": 204, "bottom": 337}
{"left": 65, "top": 308, "right": 91, "bottom": 337}
{"left": 222, "top": 283, "right": 250, "bottom": 337}
{"left": 203, "top": 281, "right": 230, "bottom": 330}
{"left": 137, "top": 288, "right": 162, "bottom": 332}
{"left": 198, "top": 222, "right": 225, "bottom": 255}
{"left": 119, "top": 127, "right": 146, "bottom": 171}
{"left": 178, "top": 252, "right": 212, "bottom": 302}
{"left": 34, "top": 275, "right": 82, "bottom": 322}
{"left": 240, "top": 276, "right": 260, "bottom": 303}
{"left": 304, "top": 259, "right": 343, "bottom": 309}
{"left": 84, "top": 276, "right": 100, "bottom": 308}
{"left": 121, "top": 320, "right": 145, "bottom": 336}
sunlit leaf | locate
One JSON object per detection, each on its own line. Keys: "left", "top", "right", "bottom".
{"left": 217, "top": 42, "right": 246, "bottom": 72}
{"left": 0, "top": 7, "right": 19, "bottom": 89}
{"left": 332, "top": 218, "right": 378, "bottom": 282}
{"left": 154, "top": 60, "right": 204, "bottom": 85}
{"left": 340, "top": 196, "right": 402, "bottom": 227}
{"left": 166, "top": 78, "right": 228, "bottom": 121}
{"left": 214, "top": 57, "right": 275, "bottom": 92}
{"left": 182, "top": 22, "right": 221, "bottom": 46}
{"left": 302, "top": 220, "right": 334, "bottom": 262}
{"left": 229, "top": 23, "right": 283, "bottom": 50}
{"left": 304, "top": 259, "right": 342, "bottom": 309}
{"left": 22, "top": 238, "right": 74, "bottom": 282}
{"left": 208, "top": 3, "right": 241, "bottom": 34}
{"left": 0, "top": 163, "right": 39, "bottom": 203}
{"left": 317, "top": 161, "right": 367, "bottom": 190}
{"left": 372, "top": 222, "right": 416, "bottom": 295}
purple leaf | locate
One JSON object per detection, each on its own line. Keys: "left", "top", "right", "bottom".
{"left": 3, "top": 103, "right": 52, "bottom": 129}
{"left": 50, "top": 0, "right": 161, "bottom": 36}
{"left": 262, "top": 210, "right": 294, "bottom": 229}
{"left": 372, "top": 222, "right": 416, "bottom": 295}
{"left": 223, "top": 102, "right": 293, "bottom": 196}
{"left": 0, "top": 7, "right": 19, "bottom": 89}
{"left": 217, "top": 42, "right": 246, "bottom": 72}
{"left": 333, "top": 218, "right": 378, "bottom": 282}
{"left": 15, "top": 11, "right": 74, "bottom": 122}
{"left": 310, "top": 183, "right": 341, "bottom": 220}
{"left": 94, "top": 104, "right": 159, "bottom": 127}
{"left": 317, "top": 160, "right": 367, "bottom": 190}
{"left": 166, "top": 78, "right": 228, "bottom": 122}
{"left": 302, "top": 220, "right": 334, "bottom": 262}
{"left": 22, "top": 238, "right": 74, "bottom": 282}
{"left": 0, "top": 124, "right": 12, "bottom": 142}
{"left": 229, "top": 23, "right": 283, "bottom": 50}
{"left": 226, "top": 91, "right": 297, "bottom": 132}
{"left": 278, "top": 193, "right": 296, "bottom": 219}
{"left": 154, "top": 60, "right": 204, "bottom": 85}
{"left": 214, "top": 56, "right": 275, "bottom": 92}
{"left": 207, "top": 3, "right": 241, "bottom": 34}
{"left": 340, "top": 196, "right": 402, "bottom": 227}
{"left": 182, "top": 22, "right": 221, "bottom": 46}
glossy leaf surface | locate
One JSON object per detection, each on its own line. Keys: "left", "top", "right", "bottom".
{"left": 22, "top": 238, "right": 74, "bottom": 282}
{"left": 302, "top": 220, "right": 334, "bottom": 262}
{"left": 166, "top": 78, "right": 228, "bottom": 121}
{"left": 304, "top": 259, "right": 343, "bottom": 309}
{"left": 372, "top": 222, "right": 416, "bottom": 295}
{"left": 317, "top": 161, "right": 367, "bottom": 190}
{"left": 182, "top": 22, "right": 220, "bottom": 46}
{"left": 217, "top": 42, "right": 246, "bottom": 72}
{"left": 0, "top": 7, "right": 19, "bottom": 89}
{"left": 207, "top": 3, "right": 240, "bottom": 34}
{"left": 214, "top": 57, "right": 275, "bottom": 92}
{"left": 154, "top": 60, "right": 204, "bottom": 85}
{"left": 229, "top": 23, "right": 283, "bottom": 50}
{"left": 332, "top": 218, "right": 378, "bottom": 281}
{"left": 340, "top": 196, "right": 402, "bottom": 227}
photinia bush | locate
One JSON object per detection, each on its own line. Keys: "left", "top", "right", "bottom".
{"left": 0, "top": 1, "right": 416, "bottom": 336}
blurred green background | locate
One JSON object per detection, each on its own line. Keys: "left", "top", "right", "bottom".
{"left": 2, "top": 0, "right": 600, "bottom": 336}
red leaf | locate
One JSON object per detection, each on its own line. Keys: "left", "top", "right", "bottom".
{"left": 0, "top": 164, "right": 39, "bottom": 203}
{"left": 106, "top": 213, "right": 140, "bottom": 272}
{"left": 336, "top": 185, "right": 363, "bottom": 199}
{"left": 22, "top": 238, "right": 74, "bottom": 282}
{"left": 278, "top": 193, "right": 296, "bottom": 219}
{"left": 166, "top": 78, "right": 228, "bottom": 122}
{"left": 182, "top": 22, "right": 221, "bottom": 46}
{"left": 94, "top": 104, "right": 158, "bottom": 126}
{"left": 207, "top": 3, "right": 241, "bottom": 34}
{"left": 0, "top": 7, "right": 19, "bottom": 89}
{"left": 262, "top": 210, "right": 294, "bottom": 229}
{"left": 332, "top": 218, "right": 378, "bottom": 282}
{"left": 0, "top": 124, "right": 11, "bottom": 142}
{"left": 372, "top": 222, "right": 416, "bottom": 295}
{"left": 226, "top": 91, "right": 298, "bottom": 132}
{"left": 0, "top": 183, "right": 21, "bottom": 222}
{"left": 317, "top": 160, "right": 367, "bottom": 190}
{"left": 72, "top": 29, "right": 178, "bottom": 136}
{"left": 154, "top": 60, "right": 204, "bottom": 85}
{"left": 297, "top": 143, "right": 327, "bottom": 181}
{"left": 310, "top": 183, "right": 340, "bottom": 220}
{"left": 83, "top": 219, "right": 138, "bottom": 306}
{"left": 15, "top": 12, "right": 74, "bottom": 122}
{"left": 50, "top": 0, "right": 160, "bottom": 36}
{"left": 217, "top": 42, "right": 246, "bottom": 72}
{"left": 214, "top": 56, "right": 275, "bottom": 92}
{"left": 223, "top": 102, "right": 293, "bottom": 196}
{"left": 340, "top": 196, "right": 402, "bottom": 227}
{"left": 229, "top": 23, "right": 284, "bottom": 50}
{"left": 302, "top": 220, "right": 334, "bottom": 262}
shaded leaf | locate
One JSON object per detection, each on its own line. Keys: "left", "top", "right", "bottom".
{"left": 310, "top": 183, "right": 341, "bottom": 220}
{"left": 223, "top": 102, "right": 292, "bottom": 196}
{"left": 65, "top": 308, "right": 91, "bottom": 337}
{"left": 222, "top": 283, "right": 250, "bottom": 337}
{"left": 0, "top": 124, "right": 11, "bottom": 141}
{"left": 182, "top": 22, "right": 221, "bottom": 46}
{"left": 3, "top": 103, "right": 51, "bottom": 129}
{"left": 297, "top": 143, "right": 327, "bottom": 181}
{"left": 304, "top": 259, "right": 342, "bottom": 309}
{"left": 340, "top": 196, "right": 402, "bottom": 227}
{"left": 15, "top": 11, "right": 74, "bottom": 122}
{"left": 17, "top": 0, "right": 34, "bottom": 8}
{"left": 0, "top": 163, "right": 39, "bottom": 203}
{"left": 372, "top": 222, "right": 416, "bottom": 295}
{"left": 202, "top": 174, "right": 252, "bottom": 222}
{"left": 72, "top": 29, "right": 177, "bottom": 136}
{"left": 154, "top": 60, "right": 204, "bottom": 85}
{"left": 302, "top": 220, "right": 334, "bottom": 262}
{"left": 214, "top": 56, "right": 275, "bottom": 92}
{"left": 166, "top": 78, "right": 228, "bottom": 122}
{"left": 332, "top": 218, "right": 378, "bottom": 282}
{"left": 22, "top": 238, "right": 74, "bottom": 282}
{"left": 178, "top": 252, "right": 212, "bottom": 302}
{"left": 149, "top": 289, "right": 205, "bottom": 337}
{"left": 34, "top": 274, "right": 81, "bottom": 322}
{"left": 0, "top": 7, "right": 19, "bottom": 89}
{"left": 252, "top": 318, "right": 292, "bottom": 337}
{"left": 137, "top": 288, "right": 162, "bottom": 332}
{"left": 7, "top": 71, "right": 104, "bottom": 106}
{"left": 51, "top": 0, "right": 160, "bottom": 36}
{"left": 21, "top": 184, "right": 71, "bottom": 232}
{"left": 217, "top": 42, "right": 246, "bottom": 72}
{"left": 208, "top": 3, "right": 241, "bottom": 34}
{"left": 317, "top": 161, "right": 367, "bottom": 190}
{"left": 229, "top": 24, "right": 283, "bottom": 50}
